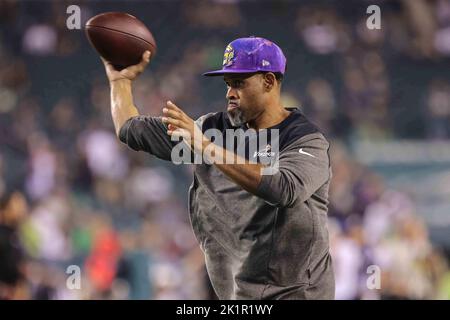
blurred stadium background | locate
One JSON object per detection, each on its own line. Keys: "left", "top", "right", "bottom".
{"left": 1, "top": 0, "right": 450, "bottom": 300}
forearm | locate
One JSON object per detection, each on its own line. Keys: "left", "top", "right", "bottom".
{"left": 202, "top": 140, "right": 264, "bottom": 194}
{"left": 110, "top": 79, "right": 139, "bottom": 136}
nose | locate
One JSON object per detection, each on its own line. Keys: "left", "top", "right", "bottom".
{"left": 226, "top": 86, "right": 238, "bottom": 101}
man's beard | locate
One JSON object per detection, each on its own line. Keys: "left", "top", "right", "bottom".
{"left": 227, "top": 108, "right": 246, "bottom": 127}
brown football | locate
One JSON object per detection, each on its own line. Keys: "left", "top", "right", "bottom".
{"left": 85, "top": 12, "right": 156, "bottom": 69}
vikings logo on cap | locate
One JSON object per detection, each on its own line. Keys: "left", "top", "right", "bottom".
{"left": 222, "top": 44, "right": 235, "bottom": 67}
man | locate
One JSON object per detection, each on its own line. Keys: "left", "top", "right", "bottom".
{"left": 102, "top": 37, "right": 334, "bottom": 299}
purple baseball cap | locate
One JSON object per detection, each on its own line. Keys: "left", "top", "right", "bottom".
{"left": 203, "top": 36, "right": 287, "bottom": 76}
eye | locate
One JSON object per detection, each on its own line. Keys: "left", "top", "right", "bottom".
{"left": 233, "top": 80, "right": 244, "bottom": 88}
{"left": 225, "top": 79, "right": 244, "bottom": 88}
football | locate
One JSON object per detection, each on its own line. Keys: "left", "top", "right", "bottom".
{"left": 85, "top": 12, "right": 157, "bottom": 69}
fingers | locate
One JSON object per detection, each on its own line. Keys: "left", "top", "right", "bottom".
{"left": 161, "top": 115, "right": 181, "bottom": 127}
{"left": 163, "top": 101, "right": 185, "bottom": 119}
{"left": 162, "top": 106, "right": 182, "bottom": 119}
{"left": 105, "top": 64, "right": 118, "bottom": 76}
{"left": 162, "top": 100, "right": 188, "bottom": 127}
{"left": 100, "top": 57, "right": 116, "bottom": 70}
{"left": 101, "top": 57, "right": 122, "bottom": 82}
{"left": 161, "top": 101, "right": 196, "bottom": 141}
{"left": 101, "top": 57, "right": 125, "bottom": 81}
{"left": 166, "top": 100, "right": 181, "bottom": 112}
{"left": 101, "top": 57, "right": 113, "bottom": 70}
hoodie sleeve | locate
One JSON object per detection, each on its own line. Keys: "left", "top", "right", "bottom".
{"left": 254, "top": 133, "right": 331, "bottom": 208}
{"left": 118, "top": 115, "right": 176, "bottom": 161}
{"left": 118, "top": 113, "right": 216, "bottom": 162}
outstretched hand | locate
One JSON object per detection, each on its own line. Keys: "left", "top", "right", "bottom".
{"left": 162, "top": 101, "right": 208, "bottom": 153}
{"left": 102, "top": 50, "right": 151, "bottom": 82}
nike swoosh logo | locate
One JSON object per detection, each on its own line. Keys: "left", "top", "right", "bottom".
{"left": 299, "top": 148, "right": 316, "bottom": 158}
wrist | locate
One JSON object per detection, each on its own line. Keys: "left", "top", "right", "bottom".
{"left": 109, "top": 78, "right": 132, "bottom": 87}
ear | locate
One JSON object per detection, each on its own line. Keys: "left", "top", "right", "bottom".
{"left": 263, "top": 73, "right": 276, "bottom": 91}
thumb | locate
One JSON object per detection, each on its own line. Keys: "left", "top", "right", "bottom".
{"left": 143, "top": 50, "right": 151, "bottom": 62}
{"left": 127, "top": 50, "right": 151, "bottom": 74}
{"left": 138, "top": 50, "right": 151, "bottom": 70}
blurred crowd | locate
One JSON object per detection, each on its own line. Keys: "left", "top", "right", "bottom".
{"left": 0, "top": 0, "right": 450, "bottom": 299}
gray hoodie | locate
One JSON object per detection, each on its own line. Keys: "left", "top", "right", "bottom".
{"left": 119, "top": 107, "right": 335, "bottom": 299}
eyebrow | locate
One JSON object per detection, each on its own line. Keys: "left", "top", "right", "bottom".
{"left": 224, "top": 77, "right": 245, "bottom": 84}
